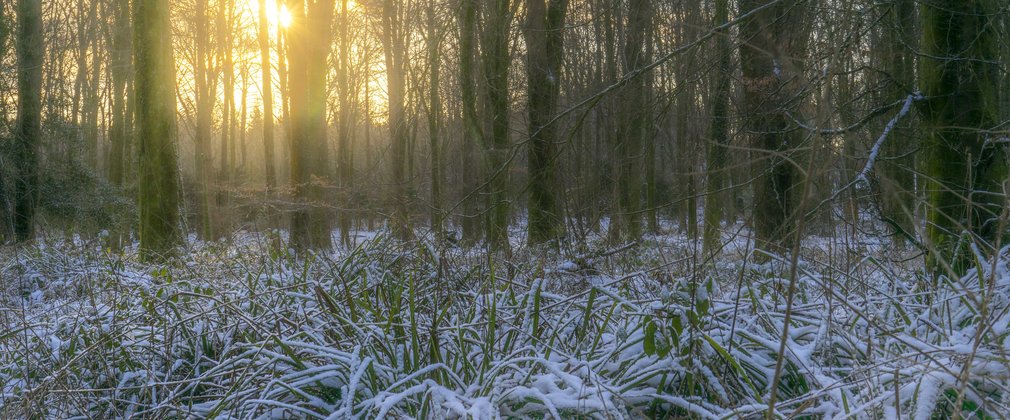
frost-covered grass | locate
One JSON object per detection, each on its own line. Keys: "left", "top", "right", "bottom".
{"left": 2, "top": 229, "right": 1010, "bottom": 418}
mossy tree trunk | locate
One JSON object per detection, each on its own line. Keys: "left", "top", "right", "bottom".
{"left": 524, "top": 0, "right": 569, "bottom": 245}
{"left": 920, "top": 0, "right": 1004, "bottom": 275}
{"left": 134, "top": 0, "right": 181, "bottom": 260}
{"left": 12, "top": 0, "right": 43, "bottom": 243}
{"left": 702, "top": 0, "right": 731, "bottom": 255}
{"left": 481, "top": 0, "right": 514, "bottom": 254}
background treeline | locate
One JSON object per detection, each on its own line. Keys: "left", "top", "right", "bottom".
{"left": 0, "top": 0, "right": 1008, "bottom": 271}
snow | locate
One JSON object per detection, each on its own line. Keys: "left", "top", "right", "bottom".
{"left": 3, "top": 226, "right": 1010, "bottom": 417}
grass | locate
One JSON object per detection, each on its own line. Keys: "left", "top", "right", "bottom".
{"left": 2, "top": 227, "right": 1009, "bottom": 418}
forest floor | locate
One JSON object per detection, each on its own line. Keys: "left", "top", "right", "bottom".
{"left": 2, "top": 222, "right": 1009, "bottom": 418}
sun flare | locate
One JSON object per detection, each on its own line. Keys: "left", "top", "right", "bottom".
{"left": 252, "top": 0, "right": 292, "bottom": 29}
{"left": 276, "top": 4, "right": 292, "bottom": 28}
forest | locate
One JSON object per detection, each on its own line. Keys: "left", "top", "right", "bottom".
{"left": 2, "top": 0, "right": 1010, "bottom": 418}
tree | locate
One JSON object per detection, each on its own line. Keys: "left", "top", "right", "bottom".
{"left": 108, "top": 0, "right": 132, "bottom": 187}
{"left": 258, "top": 0, "right": 277, "bottom": 190}
{"left": 379, "top": 0, "right": 411, "bottom": 241}
{"left": 11, "top": 0, "right": 43, "bottom": 243}
{"left": 480, "top": 0, "right": 513, "bottom": 253}
{"left": 920, "top": 0, "right": 1004, "bottom": 275}
{"left": 703, "top": 0, "right": 732, "bottom": 255}
{"left": 875, "top": 0, "right": 917, "bottom": 241}
{"left": 608, "top": 0, "right": 651, "bottom": 242}
{"left": 194, "top": 0, "right": 217, "bottom": 239}
{"left": 336, "top": 0, "right": 354, "bottom": 246}
{"left": 458, "top": 0, "right": 482, "bottom": 243}
{"left": 524, "top": 0, "right": 568, "bottom": 244}
{"left": 287, "top": 0, "right": 335, "bottom": 251}
{"left": 425, "top": 4, "right": 445, "bottom": 242}
{"left": 738, "top": 0, "right": 811, "bottom": 255}
{"left": 134, "top": 0, "right": 182, "bottom": 259}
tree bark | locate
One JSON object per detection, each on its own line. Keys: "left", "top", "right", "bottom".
{"left": 12, "top": 0, "right": 43, "bottom": 243}
{"left": 481, "top": 0, "right": 513, "bottom": 253}
{"left": 524, "top": 0, "right": 568, "bottom": 244}
{"left": 608, "top": 0, "right": 651, "bottom": 242}
{"left": 337, "top": 0, "right": 354, "bottom": 247}
{"left": 287, "top": 0, "right": 334, "bottom": 251}
{"left": 194, "top": 0, "right": 216, "bottom": 239}
{"left": 258, "top": 0, "right": 277, "bottom": 190}
{"left": 921, "top": 0, "right": 1004, "bottom": 275}
{"left": 738, "top": 0, "right": 811, "bottom": 255}
{"left": 381, "top": 0, "right": 411, "bottom": 241}
{"left": 134, "top": 0, "right": 181, "bottom": 259}
{"left": 426, "top": 5, "right": 444, "bottom": 242}
{"left": 703, "top": 0, "right": 731, "bottom": 255}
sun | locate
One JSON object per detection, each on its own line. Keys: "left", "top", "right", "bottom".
{"left": 276, "top": 4, "right": 292, "bottom": 28}
{"left": 251, "top": 0, "right": 292, "bottom": 29}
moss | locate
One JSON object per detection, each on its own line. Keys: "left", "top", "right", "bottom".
{"left": 920, "top": 0, "right": 1004, "bottom": 275}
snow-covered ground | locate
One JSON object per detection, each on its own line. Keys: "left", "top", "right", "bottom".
{"left": 2, "top": 226, "right": 1009, "bottom": 418}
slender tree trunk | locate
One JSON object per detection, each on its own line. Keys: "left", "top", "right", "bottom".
{"left": 216, "top": 0, "right": 236, "bottom": 238}
{"left": 239, "top": 68, "right": 248, "bottom": 174}
{"left": 278, "top": 30, "right": 291, "bottom": 182}
{"left": 458, "top": 0, "right": 482, "bottom": 243}
{"left": 609, "top": 0, "right": 651, "bottom": 242}
{"left": 876, "top": 0, "right": 917, "bottom": 240}
{"left": 381, "top": 0, "right": 411, "bottom": 241}
{"left": 702, "top": 0, "right": 731, "bottom": 254}
{"left": 258, "top": 0, "right": 277, "bottom": 190}
{"left": 84, "top": 0, "right": 101, "bottom": 171}
{"left": 108, "top": 0, "right": 132, "bottom": 187}
{"left": 481, "top": 0, "right": 513, "bottom": 253}
{"left": 337, "top": 0, "right": 354, "bottom": 247}
{"left": 524, "top": 0, "right": 568, "bottom": 244}
{"left": 134, "top": 0, "right": 181, "bottom": 259}
{"left": 194, "top": 0, "right": 216, "bottom": 239}
{"left": 426, "top": 6, "right": 444, "bottom": 242}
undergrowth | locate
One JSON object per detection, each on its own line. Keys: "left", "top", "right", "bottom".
{"left": 2, "top": 231, "right": 1009, "bottom": 418}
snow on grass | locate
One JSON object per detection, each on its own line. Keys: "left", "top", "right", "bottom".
{"left": 2, "top": 229, "right": 1009, "bottom": 418}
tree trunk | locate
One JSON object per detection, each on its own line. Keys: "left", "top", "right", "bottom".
{"left": 608, "top": 0, "right": 651, "bottom": 243}
{"left": 287, "top": 0, "right": 334, "bottom": 251}
{"left": 875, "top": 0, "right": 917, "bottom": 241}
{"left": 381, "top": 0, "right": 411, "bottom": 241}
{"left": 426, "top": 6, "right": 444, "bottom": 242}
{"left": 524, "top": 0, "right": 568, "bottom": 244}
{"left": 194, "top": 0, "right": 216, "bottom": 240}
{"left": 738, "top": 0, "right": 810, "bottom": 256}
{"left": 458, "top": 0, "right": 482, "bottom": 243}
{"left": 481, "top": 0, "right": 513, "bottom": 254}
{"left": 134, "top": 0, "right": 181, "bottom": 259}
{"left": 108, "top": 0, "right": 132, "bottom": 188}
{"left": 921, "top": 0, "right": 1004, "bottom": 275}
{"left": 258, "top": 0, "right": 277, "bottom": 191}
{"left": 12, "top": 0, "right": 43, "bottom": 243}
{"left": 702, "top": 0, "right": 731, "bottom": 255}
{"left": 337, "top": 0, "right": 354, "bottom": 247}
